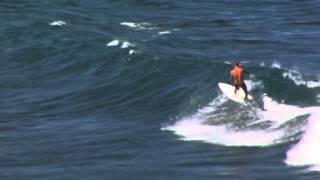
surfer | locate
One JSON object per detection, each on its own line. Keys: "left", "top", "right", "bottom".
{"left": 230, "top": 62, "right": 248, "bottom": 99}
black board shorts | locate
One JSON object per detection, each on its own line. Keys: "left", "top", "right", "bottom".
{"left": 234, "top": 83, "right": 248, "bottom": 94}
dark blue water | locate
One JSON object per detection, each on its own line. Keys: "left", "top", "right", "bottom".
{"left": 1, "top": 1, "right": 320, "bottom": 179}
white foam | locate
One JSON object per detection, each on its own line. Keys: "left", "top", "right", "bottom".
{"left": 269, "top": 62, "right": 320, "bottom": 88}
{"left": 163, "top": 116, "right": 284, "bottom": 147}
{"left": 49, "top": 20, "right": 66, "bottom": 26}
{"left": 162, "top": 68, "right": 320, "bottom": 171}
{"left": 256, "top": 96, "right": 310, "bottom": 127}
{"left": 308, "top": 165, "right": 320, "bottom": 172}
{"left": 163, "top": 82, "right": 318, "bottom": 148}
{"left": 120, "top": 22, "right": 139, "bottom": 28}
{"left": 306, "top": 81, "right": 320, "bottom": 88}
{"left": 129, "top": 50, "right": 135, "bottom": 55}
{"left": 106, "top": 40, "right": 136, "bottom": 50}
{"left": 121, "top": 41, "right": 134, "bottom": 49}
{"left": 285, "top": 110, "right": 320, "bottom": 172}
{"left": 163, "top": 85, "right": 304, "bottom": 147}
{"left": 271, "top": 61, "right": 281, "bottom": 69}
{"left": 283, "top": 70, "right": 320, "bottom": 88}
{"left": 106, "top": 40, "right": 120, "bottom": 47}
{"left": 244, "top": 80, "right": 257, "bottom": 91}
{"left": 260, "top": 62, "right": 265, "bottom": 67}
{"left": 158, "top": 31, "right": 171, "bottom": 35}
{"left": 208, "top": 94, "right": 228, "bottom": 108}
{"left": 283, "top": 70, "right": 304, "bottom": 85}
{"left": 164, "top": 88, "right": 320, "bottom": 171}
{"left": 120, "top": 22, "right": 155, "bottom": 30}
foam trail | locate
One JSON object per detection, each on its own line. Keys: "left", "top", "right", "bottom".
{"left": 285, "top": 110, "right": 320, "bottom": 172}
{"left": 163, "top": 80, "right": 320, "bottom": 162}
{"left": 163, "top": 80, "right": 316, "bottom": 147}
{"left": 257, "top": 96, "right": 310, "bottom": 127}
{"left": 164, "top": 117, "right": 284, "bottom": 147}
{"left": 163, "top": 93, "right": 298, "bottom": 147}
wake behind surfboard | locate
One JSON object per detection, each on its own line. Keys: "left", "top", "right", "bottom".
{"left": 218, "top": 82, "right": 253, "bottom": 105}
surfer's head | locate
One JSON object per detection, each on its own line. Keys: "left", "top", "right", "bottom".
{"left": 234, "top": 62, "right": 240, "bottom": 67}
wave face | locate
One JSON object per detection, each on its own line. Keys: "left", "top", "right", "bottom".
{"left": 1, "top": 0, "right": 320, "bottom": 179}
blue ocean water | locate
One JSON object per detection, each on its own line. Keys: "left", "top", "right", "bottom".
{"left": 0, "top": 0, "right": 320, "bottom": 179}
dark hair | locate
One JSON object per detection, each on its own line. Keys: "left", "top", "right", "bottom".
{"left": 234, "top": 62, "right": 240, "bottom": 67}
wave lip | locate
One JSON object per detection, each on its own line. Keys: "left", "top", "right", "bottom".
{"left": 283, "top": 70, "right": 320, "bottom": 88}
{"left": 269, "top": 61, "right": 320, "bottom": 88}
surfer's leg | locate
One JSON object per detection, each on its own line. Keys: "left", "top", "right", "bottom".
{"left": 234, "top": 85, "right": 239, "bottom": 94}
{"left": 241, "top": 83, "right": 248, "bottom": 99}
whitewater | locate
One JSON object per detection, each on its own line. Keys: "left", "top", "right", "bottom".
{"left": 163, "top": 66, "right": 320, "bottom": 172}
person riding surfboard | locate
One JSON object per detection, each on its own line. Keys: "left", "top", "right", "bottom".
{"left": 230, "top": 62, "right": 248, "bottom": 99}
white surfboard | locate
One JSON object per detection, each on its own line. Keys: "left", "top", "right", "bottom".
{"left": 218, "top": 82, "right": 253, "bottom": 105}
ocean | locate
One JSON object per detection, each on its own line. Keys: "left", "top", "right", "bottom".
{"left": 0, "top": 0, "right": 320, "bottom": 179}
